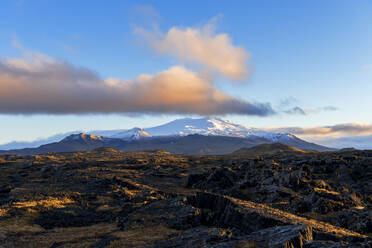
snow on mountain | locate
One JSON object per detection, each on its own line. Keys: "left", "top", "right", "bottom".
{"left": 144, "top": 117, "right": 251, "bottom": 137}
{"left": 109, "top": 128, "right": 152, "bottom": 140}
{"left": 248, "top": 129, "right": 297, "bottom": 142}
{"left": 144, "top": 117, "right": 296, "bottom": 143}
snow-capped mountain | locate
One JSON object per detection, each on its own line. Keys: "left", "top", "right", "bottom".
{"left": 143, "top": 117, "right": 297, "bottom": 143}
{"left": 109, "top": 128, "right": 152, "bottom": 140}
{"left": 0, "top": 117, "right": 328, "bottom": 151}
{"left": 144, "top": 117, "right": 252, "bottom": 137}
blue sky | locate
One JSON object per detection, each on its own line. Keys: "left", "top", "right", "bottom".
{"left": 0, "top": 0, "right": 372, "bottom": 144}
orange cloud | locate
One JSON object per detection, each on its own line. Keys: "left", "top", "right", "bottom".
{"left": 0, "top": 53, "right": 273, "bottom": 116}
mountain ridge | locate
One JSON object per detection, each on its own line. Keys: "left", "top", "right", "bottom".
{"left": 0, "top": 117, "right": 333, "bottom": 154}
{"left": 0, "top": 134, "right": 332, "bottom": 156}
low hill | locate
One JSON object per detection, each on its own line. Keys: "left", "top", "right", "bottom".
{"left": 230, "top": 143, "right": 306, "bottom": 156}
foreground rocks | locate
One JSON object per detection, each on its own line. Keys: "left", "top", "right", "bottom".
{"left": 0, "top": 148, "right": 371, "bottom": 247}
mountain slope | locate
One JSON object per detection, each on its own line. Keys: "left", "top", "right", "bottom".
{"left": 121, "top": 134, "right": 269, "bottom": 155}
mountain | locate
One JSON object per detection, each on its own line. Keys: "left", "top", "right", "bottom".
{"left": 0, "top": 117, "right": 333, "bottom": 153}
{"left": 230, "top": 143, "right": 305, "bottom": 157}
{"left": 96, "top": 117, "right": 331, "bottom": 151}
{"left": 0, "top": 134, "right": 127, "bottom": 155}
{"left": 309, "top": 135, "right": 372, "bottom": 150}
{"left": 0, "top": 131, "right": 80, "bottom": 150}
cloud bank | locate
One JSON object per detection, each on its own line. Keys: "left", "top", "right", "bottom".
{"left": 269, "top": 123, "right": 372, "bottom": 137}
{"left": 135, "top": 21, "right": 250, "bottom": 81}
{"left": 0, "top": 52, "right": 273, "bottom": 116}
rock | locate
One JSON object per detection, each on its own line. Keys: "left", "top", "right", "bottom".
{"left": 188, "top": 192, "right": 284, "bottom": 234}
{"left": 117, "top": 198, "right": 202, "bottom": 230}
{"left": 197, "top": 168, "right": 238, "bottom": 190}
{"left": 335, "top": 209, "right": 372, "bottom": 235}
{"left": 34, "top": 208, "right": 114, "bottom": 229}
{"left": 246, "top": 225, "right": 313, "bottom": 248}
{"left": 312, "top": 197, "right": 345, "bottom": 214}
{"left": 291, "top": 198, "right": 312, "bottom": 213}
{"left": 0, "top": 185, "right": 12, "bottom": 194}
{"left": 154, "top": 227, "right": 239, "bottom": 248}
{"left": 185, "top": 173, "right": 208, "bottom": 187}
{"left": 305, "top": 240, "right": 372, "bottom": 248}
{"left": 305, "top": 241, "right": 351, "bottom": 248}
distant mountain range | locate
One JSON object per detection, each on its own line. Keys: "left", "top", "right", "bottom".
{"left": 0, "top": 117, "right": 333, "bottom": 155}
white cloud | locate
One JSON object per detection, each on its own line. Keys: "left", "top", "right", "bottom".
{"left": 135, "top": 20, "right": 250, "bottom": 81}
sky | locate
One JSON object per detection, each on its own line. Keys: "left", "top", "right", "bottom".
{"left": 0, "top": 0, "right": 372, "bottom": 145}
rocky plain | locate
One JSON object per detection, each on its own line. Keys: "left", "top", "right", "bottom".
{"left": 0, "top": 145, "right": 371, "bottom": 247}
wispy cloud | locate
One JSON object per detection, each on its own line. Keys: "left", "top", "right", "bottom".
{"left": 283, "top": 106, "right": 306, "bottom": 115}
{"left": 268, "top": 123, "right": 372, "bottom": 137}
{"left": 278, "top": 97, "right": 337, "bottom": 116}
{"left": 132, "top": 4, "right": 160, "bottom": 21}
{"left": 0, "top": 48, "right": 274, "bottom": 116}
{"left": 282, "top": 105, "right": 337, "bottom": 116}
{"left": 60, "top": 43, "right": 78, "bottom": 55}
{"left": 135, "top": 18, "right": 250, "bottom": 81}
{"left": 362, "top": 64, "right": 372, "bottom": 71}
{"left": 279, "top": 97, "right": 299, "bottom": 108}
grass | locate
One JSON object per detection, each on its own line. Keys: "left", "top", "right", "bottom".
{"left": 352, "top": 205, "right": 365, "bottom": 210}
{"left": 0, "top": 209, "right": 8, "bottom": 217}
{"left": 313, "top": 187, "right": 340, "bottom": 195}
{"left": 107, "top": 223, "right": 180, "bottom": 248}
{"left": 0, "top": 223, "right": 118, "bottom": 248}
{"left": 13, "top": 197, "right": 75, "bottom": 209}
{"left": 225, "top": 194, "right": 368, "bottom": 238}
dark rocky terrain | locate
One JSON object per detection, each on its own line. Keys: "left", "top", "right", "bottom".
{"left": 0, "top": 146, "right": 370, "bottom": 247}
